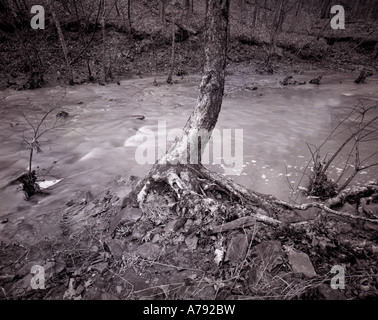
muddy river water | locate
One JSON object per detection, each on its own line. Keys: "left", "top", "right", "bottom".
{"left": 0, "top": 72, "right": 377, "bottom": 243}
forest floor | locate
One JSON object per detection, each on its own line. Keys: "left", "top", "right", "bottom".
{"left": 1, "top": 173, "right": 377, "bottom": 300}
{"left": 0, "top": 1, "right": 377, "bottom": 89}
{"left": 1, "top": 5, "right": 378, "bottom": 301}
{"left": 1, "top": 87, "right": 377, "bottom": 299}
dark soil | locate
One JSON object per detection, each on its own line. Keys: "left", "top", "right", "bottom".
{"left": 1, "top": 1, "right": 378, "bottom": 301}
{"left": 1, "top": 173, "right": 377, "bottom": 300}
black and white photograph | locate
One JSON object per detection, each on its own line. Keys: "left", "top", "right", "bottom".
{"left": 0, "top": 0, "right": 377, "bottom": 305}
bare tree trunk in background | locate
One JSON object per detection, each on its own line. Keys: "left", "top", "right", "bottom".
{"left": 115, "top": 0, "right": 120, "bottom": 16}
{"left": 87, "top": 59, "right": 93, "bottom": 81}
{"left": 28, "top": 148, "right": 33, "bottom": 175}
{"left": 101, "top": 0, "right": 106, "bottom": 84}
{"left": 160, "top": 0, "right": 166, "bottom": 25}
{"left": 191, "top": 0, "right": 194, "bottom": 13}
{"left": 159, "top": 0, "right": 230, "bottom": 165}
{"left": 119, "top": 4, "right": 128, "bottom": 33}
{"left": 167, "top": 24, "right": 176, "bottom": 84}
{"left": 182, "top": 0, "right": 190, "bottom": 11}
{"left": 117, "top": 0, "right": 132, "bottom": 37}
{"left": 127, "top": 0, "right": 132, "bottom": 36}
{"left": 352, "top": 0, "right": 361, "bottom": 17}
{"left": 263, "top": 0, "right": 267, "bottom": 21}
{"left": 252, "top": 0, "right": 258, "bottom": 27}
{"left": 49, "top": 0, "right": 74, "bottom": 84}
{"left": 266, "top": 0, "right": 285, "bottom": 66}
{"left": 320, "top": 0, "right": 331, "bottom": 19}
{"left": 367, "top": 0, "right": 377, "bottom": 19}
{"left": 373, "top": 42, "right": 378, "bottom": 59}
{"left": 295, "top": 0, "right": 302, "bottom": 16}
{"left": 72, "top": 0, "right": 93, "bottom": 80}
{"left": 277, "top": 0, "right": 285, "bottom": 33}
{"left": 238, "top": 0, "right": 244, "bottom": 24}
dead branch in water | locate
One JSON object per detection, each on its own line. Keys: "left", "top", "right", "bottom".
{"left": 301, "top": 101, "right": 378, "bottom": 199}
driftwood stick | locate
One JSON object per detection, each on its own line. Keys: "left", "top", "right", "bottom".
{"left": 208, "top": 216, "right": 257, "bottom": 234}
{"left": 272, "top": 199, "right": 378, "bottom": 224}
{"left": 208, "top": 213, "right": 282, "bottom": 234}
{"left": 325, "top": 184, "right": 378, "bottom": 207}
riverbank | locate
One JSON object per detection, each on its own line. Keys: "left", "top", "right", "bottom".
{"left": 1, "top": 71, "right": 378, "bottom": 300}
{"left": 1, "top": 1, "right": 377, "bottom": 301}
{"left": 0, "top": 1, "right": 377, "bottom": 90}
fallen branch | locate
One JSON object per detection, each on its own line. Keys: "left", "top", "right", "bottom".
{"left": 272, "top": 199, "right": 378, "bottom": 224}
{"left": 326, "top": 183, "right": 378, "bottom": 207}
{"left": 208, "top": 214, "right": 281, "bottom": 234}
{"left": 198, "top": 166, "right": 283, "bottom": 217}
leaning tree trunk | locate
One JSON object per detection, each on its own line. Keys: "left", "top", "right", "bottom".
{"left": 110, "top": 0, "right": 378, "bottom": 241}
{"left": 295, "top": 0, "right": 302, "bottom": 16}
{"left": 320, "top": 0, "right": 331, "bottom": 19}
{"left": 49, "top": 0, "right": 74, "bottom": 84}
{"left": 161, "top": 0, "right": 229, "bottom": 165}
{"left": 252, "top": 0, "right": 259, "bottom": 27}
{"left": 114, "top": 0, "right": 231, "bottom": 218}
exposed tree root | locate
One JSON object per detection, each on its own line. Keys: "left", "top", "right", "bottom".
{"left": 9, "top": 171, "right": 42, "bottom": 199}
{"left": 354, "top": 68, "right": 373, "bottom": 84}
{"left": 111, "top": 164, "right": 378, "bottom": 237}
{"left": 325, "top": 183, "right": 378, "bottom": 207}
{"left": 208, "top": 215, "right": 281, "bottom": 235}
{"left": 272, "top": 199, "right": 378, "bottom": 224}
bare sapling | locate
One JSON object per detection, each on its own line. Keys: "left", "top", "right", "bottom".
{"left": 15, "top": 95, "right": 68, "bottom": 199}
{"left": 303, "top": 101, "right": 378, "bottom": 199}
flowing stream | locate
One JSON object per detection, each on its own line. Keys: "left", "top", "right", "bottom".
{"left": 0, "top": 72, "right": 377, "bottom": 243}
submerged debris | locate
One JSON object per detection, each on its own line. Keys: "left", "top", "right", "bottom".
{"left": 280, "top": 76, "right": 306, "bottom": 86}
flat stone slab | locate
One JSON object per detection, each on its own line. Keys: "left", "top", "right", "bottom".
{"left": 254, "top": 240, "right": 284, "bottom": 272}
{"left": 136, "top": 243, "right": 161, "bottom": 260}
{"left": 225, "top": 233, "right": 248, "bottom": 263}
{"left": 287, "top": 249, "right": 317, "bottom": 278}
{"left": 164, "top": 218, "right": 186, "bottom": 233}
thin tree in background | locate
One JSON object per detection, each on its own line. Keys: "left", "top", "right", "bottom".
{"left": 295, "top": 0, "right": 303, "bottom": 16}
{"left": 320, "top": 0, "right": 331, "bottom": 19}
{"left": 49, "top": 0, "right": 74, "bottom": 84}
{"left": 252, "top": 0, "right": 259, "bottom": 27}
{"left": 160, "top": 0, "right": 166, "bottom": 25}
{"left": 127, "top": 0, "right": 132, "bottom": 37}
{"left": 101, "top": 0, "right": 106, "bottom": 84}
{"left": 167, "top": 23, "right": 176, "bottom": 84}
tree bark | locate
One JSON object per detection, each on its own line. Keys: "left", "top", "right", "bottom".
{"left": 295, "top": 0, "right": 302, "bottom": 16}
{"left": 117, "top": 0, "right": 130, "bottom": 35}
{"left": 252, "top": 0, "right": 258, "bottom": 27}
{"left": 159, "top": 0, "right": 230, "bottom": 165}
{"left": 182, "top": 0, "right": 190, "bottom": 11}
{"left": 49, "top": 0, "right": 74, "bottom": 84}
{"left": 160, "top": 0, "right": 166, "bottom": 25}
{"left": 238, "top": 0, "right": 245, "bottom": 24}
{"left": 29, "top": 147, "right": 33, "bottom": 175}
{"left": 266, "top": 0, "right": 286, "bottom": 66}
{"left": 166, "top": 24, "right": 176, "bottom": 84}
{"left": 373, "top": 42, "right": 378, "bottom": 59}
{"left": 127, "top": 0, "right": 132, "bottom": 36}
{"left": 320, "top": 0, "right": 331, "bottom": 19}
{"left": 101, "top": 0, "right": 106, "bottom": 84}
